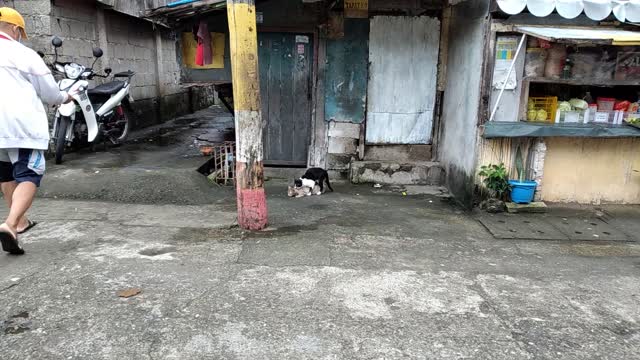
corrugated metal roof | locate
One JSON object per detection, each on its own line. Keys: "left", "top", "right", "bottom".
{"left": 516, "top": 25, "right": 640, "bottom": 45}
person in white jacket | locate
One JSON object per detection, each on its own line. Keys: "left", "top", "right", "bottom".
{"left": 0, "top": 8, "right": 70, "bottom": 255}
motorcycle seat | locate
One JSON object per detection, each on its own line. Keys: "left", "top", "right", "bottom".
{"left": 88, "top": 81, "right": 125, "bottom": 96}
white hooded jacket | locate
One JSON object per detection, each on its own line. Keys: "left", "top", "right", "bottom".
{"left": 0, "top": 31, "right": 66, "bottom": 150}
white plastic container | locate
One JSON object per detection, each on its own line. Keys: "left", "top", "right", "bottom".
{"left": 592, "top": 110, "right": 625, "bottom": 124}
{"left": 555, "top": 109, "right": 589, "bottom": 124}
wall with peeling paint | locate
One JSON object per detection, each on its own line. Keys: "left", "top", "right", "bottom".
{"left": 324, "top": 19, "right": 369, "bottom": 124}
{"left": 438, "top": 0, "right": 490, "bottom": 207}
{"left": 180, "top": 0, "right": 322, "bottom": 83}
{"left": 541, "top": 138, "right": 640, "bottom": 204}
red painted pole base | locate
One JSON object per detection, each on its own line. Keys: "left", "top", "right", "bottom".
{"left": 237, "top": 187, "right": 268, "bottom": 230}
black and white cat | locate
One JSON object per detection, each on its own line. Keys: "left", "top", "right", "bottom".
{"left": 294, "top": 168, "right": 334, "bottom": 195}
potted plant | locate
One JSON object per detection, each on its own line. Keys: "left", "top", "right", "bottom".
{"left": 509, "top": 147, "right": 537, "bottom": 204}
{"left": 478, "top": 163, "right": 511, "bottom": 201}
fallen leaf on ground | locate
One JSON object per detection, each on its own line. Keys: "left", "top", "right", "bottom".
{"left": 117, "top": 288, "right": 142, "bottom": 298}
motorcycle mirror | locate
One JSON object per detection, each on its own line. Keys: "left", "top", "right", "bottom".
{"left": 92, "top": 47, "right": 103, "bottom": 58}
{"left": 104, "top": 67, "right": 112, "bottom": 75}
{"left": 52, "top": 36, "right": 63, "bottom": 48}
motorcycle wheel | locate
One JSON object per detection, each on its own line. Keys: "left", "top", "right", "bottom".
{"left": 89, "top": 124, "right": 105, "bottom": 152}
{"left": 55, "top": 116, "right": 70, "bottom": 164}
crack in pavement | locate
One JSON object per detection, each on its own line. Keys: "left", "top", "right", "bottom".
{"left": 467, "top": 274, "right": 536, "bottom": 359}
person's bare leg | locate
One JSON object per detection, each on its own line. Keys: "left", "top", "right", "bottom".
{"left": 1, "top": 181, "right": 28, "bottom": 231}
{"left": 1, "top": 181, "right": 17, "bottom": 208}
{"left": 4, "top": 182, "right": 37, "bottom": 233}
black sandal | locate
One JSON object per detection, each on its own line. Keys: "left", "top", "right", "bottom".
{"left": 0, "top": 224, "right": 24, "bottom": 255}
{"left": 17, "top": 220, "right": 37, "bottom": 235}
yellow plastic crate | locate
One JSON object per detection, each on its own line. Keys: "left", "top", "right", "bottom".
{"left": 527, "top": 96, "right": 558, "bottom": 123}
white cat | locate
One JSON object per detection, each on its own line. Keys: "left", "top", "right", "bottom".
{"left": 287, "top": 184, "right": 321, "bottom": 198}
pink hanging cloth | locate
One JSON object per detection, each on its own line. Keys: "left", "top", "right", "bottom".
{"left": 196, "top": 20, "right": 212, "bottom": 65}
{"left": 195, "top": 40, "right": 204, "bottom": 66}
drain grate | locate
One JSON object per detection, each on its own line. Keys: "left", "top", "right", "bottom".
{"left": 545, "top": 217, "right": 630, "bottom": 241}
{"left": 477, "top": 214, "right": 632, "bottom": 241}
{"left": 477, "top": 214, "right": 566, "bottom": 240}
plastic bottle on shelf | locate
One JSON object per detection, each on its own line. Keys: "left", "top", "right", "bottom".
{"left": 584, "top": 92, "right": 594, "bottom": 104}
{"left": 562, "top": 58, "right": 572, "bottom": 79}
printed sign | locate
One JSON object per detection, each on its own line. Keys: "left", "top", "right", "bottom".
{"left": 295, "top": 35, "right": 309, "bottom": 44}
{"left": 256, "top": 12, "right": 264, "bottom": 24}
{"left": 297, "top": 44, "right": 305, "bottom": 54}
{"left": 492, "top": 36, "right": 519, "bottom": 90}
{"left": 344, "top": 0, "right": 368, "bottom": 18}
{"left": 594, "top": 112, "right": 610, "bottom": 123}
{"left": 495, "top": 37, "right": 517, "bottom": 60}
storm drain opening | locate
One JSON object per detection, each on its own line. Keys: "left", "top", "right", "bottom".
{"left": 196, "top": 141, "right": 236, "bottom": 186}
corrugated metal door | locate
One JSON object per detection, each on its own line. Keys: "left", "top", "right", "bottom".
{"left": 258, "top": 33, "right": 313, "bottom": 165}
{"left": 366, "top": 16, "right": 440, "bottom": 144}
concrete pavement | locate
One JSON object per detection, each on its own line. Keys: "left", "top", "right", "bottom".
{"left": 0, "top": 181, "right": 639, "bottom": 359}
{"left": 0, "top": 106, "right": 638, "bottom": 359}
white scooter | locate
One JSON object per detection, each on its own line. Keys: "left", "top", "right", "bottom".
{"left": 49, "top": 36, "right": 135, "bottom": 164}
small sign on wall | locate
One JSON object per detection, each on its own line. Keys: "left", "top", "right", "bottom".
{"left": 295, "top": 35, "right": 309, "bottom": 44}
{"left": 492, "top": 36, "right": 519, "bottom": 90}
{"left": 344, "top": 0, "right": 368, "bottom": 18}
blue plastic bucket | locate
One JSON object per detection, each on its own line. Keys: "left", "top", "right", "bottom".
{"left": 509, "top": 180, "right": 537, "bottom": 204}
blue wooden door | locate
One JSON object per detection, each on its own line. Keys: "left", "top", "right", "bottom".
{"left": 258, "top": 33, "right": 313, "bottom": 165}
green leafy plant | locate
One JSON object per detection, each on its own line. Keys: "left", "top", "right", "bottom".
{"left": 479, "top": 163, "right": 511, "bottom": 200}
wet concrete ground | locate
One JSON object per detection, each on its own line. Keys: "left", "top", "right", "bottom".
{"left": 0, "top": 107, "right": 639, "bottom": 359}
{"left": 39, "top": 106, "right": 236, "bottom": 206}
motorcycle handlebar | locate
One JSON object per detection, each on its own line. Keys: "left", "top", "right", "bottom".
{"left": 88, "top": 73, "right": 109, "bottom": 79}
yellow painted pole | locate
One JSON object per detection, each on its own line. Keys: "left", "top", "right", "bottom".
{"left": 227, "top": 0, "right": 268, "bottom": 230}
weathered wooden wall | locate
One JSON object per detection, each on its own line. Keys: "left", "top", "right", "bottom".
{"left": 366, "top": 15, "right": 440, "bottom": 145}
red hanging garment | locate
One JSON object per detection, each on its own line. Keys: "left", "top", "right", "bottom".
{"left": 195, "top": 38, "right": 204, "bottom": 66}
{"left": 197, "top": 21, "right": 212, "bottom": 65}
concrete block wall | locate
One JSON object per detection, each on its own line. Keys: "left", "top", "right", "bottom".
{"left": 105, "top": 10, "right": 156, "bottom": 102}
{"left": 52, "top": 0, "right": 99, "bottom": 68}
{"left": 1, "top": 0, "right": 215, "bottom": 130}
{"left": 160, "top": 31, "right": 181, "bottom": 96}
{"left": 1, "top": 0, "right": 52, "bottom": 53}
{"left": 157, "top": 30, "right": 192, "bottom": 122}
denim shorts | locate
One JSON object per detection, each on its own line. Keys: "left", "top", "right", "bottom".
{"left": 0, "top": 148, "right": 45, "bottom": 187}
